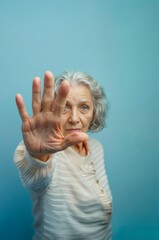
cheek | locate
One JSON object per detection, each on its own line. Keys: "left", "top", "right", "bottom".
{"left": 83, "top": 114, "right": 93, "bottom": 127}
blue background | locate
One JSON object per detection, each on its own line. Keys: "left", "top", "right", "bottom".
{"left": 0, "top": 0, "right": 158, "bottom": 239}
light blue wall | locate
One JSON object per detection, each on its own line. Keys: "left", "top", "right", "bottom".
{"left": 0, "top": 1, "right": 158, "bottom": 239}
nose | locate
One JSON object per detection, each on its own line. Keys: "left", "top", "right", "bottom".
{"left": 69, "top": 108, "right": 80, "bottom": 124}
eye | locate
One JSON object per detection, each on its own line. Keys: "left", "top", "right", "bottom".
{"left": 80, "top": 104, "right": 89, "bottom": 112}
{"left": 63, "top": 104, "right": 70, "bottom": 113}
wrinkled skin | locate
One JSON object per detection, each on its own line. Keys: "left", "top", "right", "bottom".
{"left": 15, "top": 71, "right": 88, "bottom": 161}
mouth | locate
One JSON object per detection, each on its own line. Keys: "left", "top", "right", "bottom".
{"left": 66, "top": 128, "right": 82, "bottom": 132}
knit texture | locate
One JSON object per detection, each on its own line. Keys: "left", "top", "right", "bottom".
{"left": 14, "top": 137, "right": 112, "bottom": 240}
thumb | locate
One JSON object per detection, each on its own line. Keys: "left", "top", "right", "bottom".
{"left": 63, "top": 132, "right": 88, "bottom": 149}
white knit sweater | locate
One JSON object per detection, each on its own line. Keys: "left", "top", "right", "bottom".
{"left": 14, "top": 137, "right": 112, "bottom": 240}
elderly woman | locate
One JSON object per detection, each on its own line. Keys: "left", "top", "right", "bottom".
{"left": 14, "top": 71, "right": 112, "bottom": 240}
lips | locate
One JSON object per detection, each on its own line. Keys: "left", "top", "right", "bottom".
{"left": 66, "top": 128, "right": 81, "bottom": 132}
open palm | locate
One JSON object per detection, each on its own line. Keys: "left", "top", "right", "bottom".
{"left": 15, "top": 71, "right": 88, "bottom": 160}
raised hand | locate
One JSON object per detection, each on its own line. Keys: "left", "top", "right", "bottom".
{"left": 15, "top": 71, "right": 88, "bottom": 161}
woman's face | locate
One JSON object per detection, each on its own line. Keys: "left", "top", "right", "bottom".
{"left": 61, "top": 84, "right": 94, "bottom": 136}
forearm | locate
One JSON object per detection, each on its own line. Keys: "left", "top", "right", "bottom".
{"left": 14, "top": 141, "right": 54, "bottom": 194}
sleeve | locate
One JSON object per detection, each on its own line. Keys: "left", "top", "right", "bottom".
{"left": 14, "top": 141, "right": 54, "bottom": 194}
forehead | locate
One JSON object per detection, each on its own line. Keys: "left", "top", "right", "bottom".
{"left": 66, "top": 84, "right": 93, "bottom": 102}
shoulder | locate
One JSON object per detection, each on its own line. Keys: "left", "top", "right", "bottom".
{"left": 88, "top": 136, "right": 102, "bottom": 146}
{"left": 88, "top": 136, "right": 103, "bottom": 152}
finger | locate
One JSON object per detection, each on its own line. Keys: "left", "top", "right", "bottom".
{"left": 53, "top": 80, "right": 70, "bottom": 117}
{"left": 32, "top": 77, "right": 41, "bottom": 115}
{"left": 15, "top": 94, "right": 30, "bottom": 121}
{"left": 63, "top": 132, "right": 88, "bottom": 149}
{"left": 42, "top": 71, "right": 54, "bottom": 112}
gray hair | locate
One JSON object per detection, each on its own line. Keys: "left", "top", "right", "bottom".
{"left": 55, "top": 71, "right": 108, "bottom": 132}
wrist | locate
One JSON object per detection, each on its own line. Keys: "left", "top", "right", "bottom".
{"left": 30, "top": 153, "right": 52, "bottom": 162}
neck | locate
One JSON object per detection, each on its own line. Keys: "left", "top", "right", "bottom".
{"left": 72, "top": 141, "right": 89, "bottom": 156}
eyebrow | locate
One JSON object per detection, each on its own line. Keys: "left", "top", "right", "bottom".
{"left": 66, "top": 99, "right": 92, "bottom": 104}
